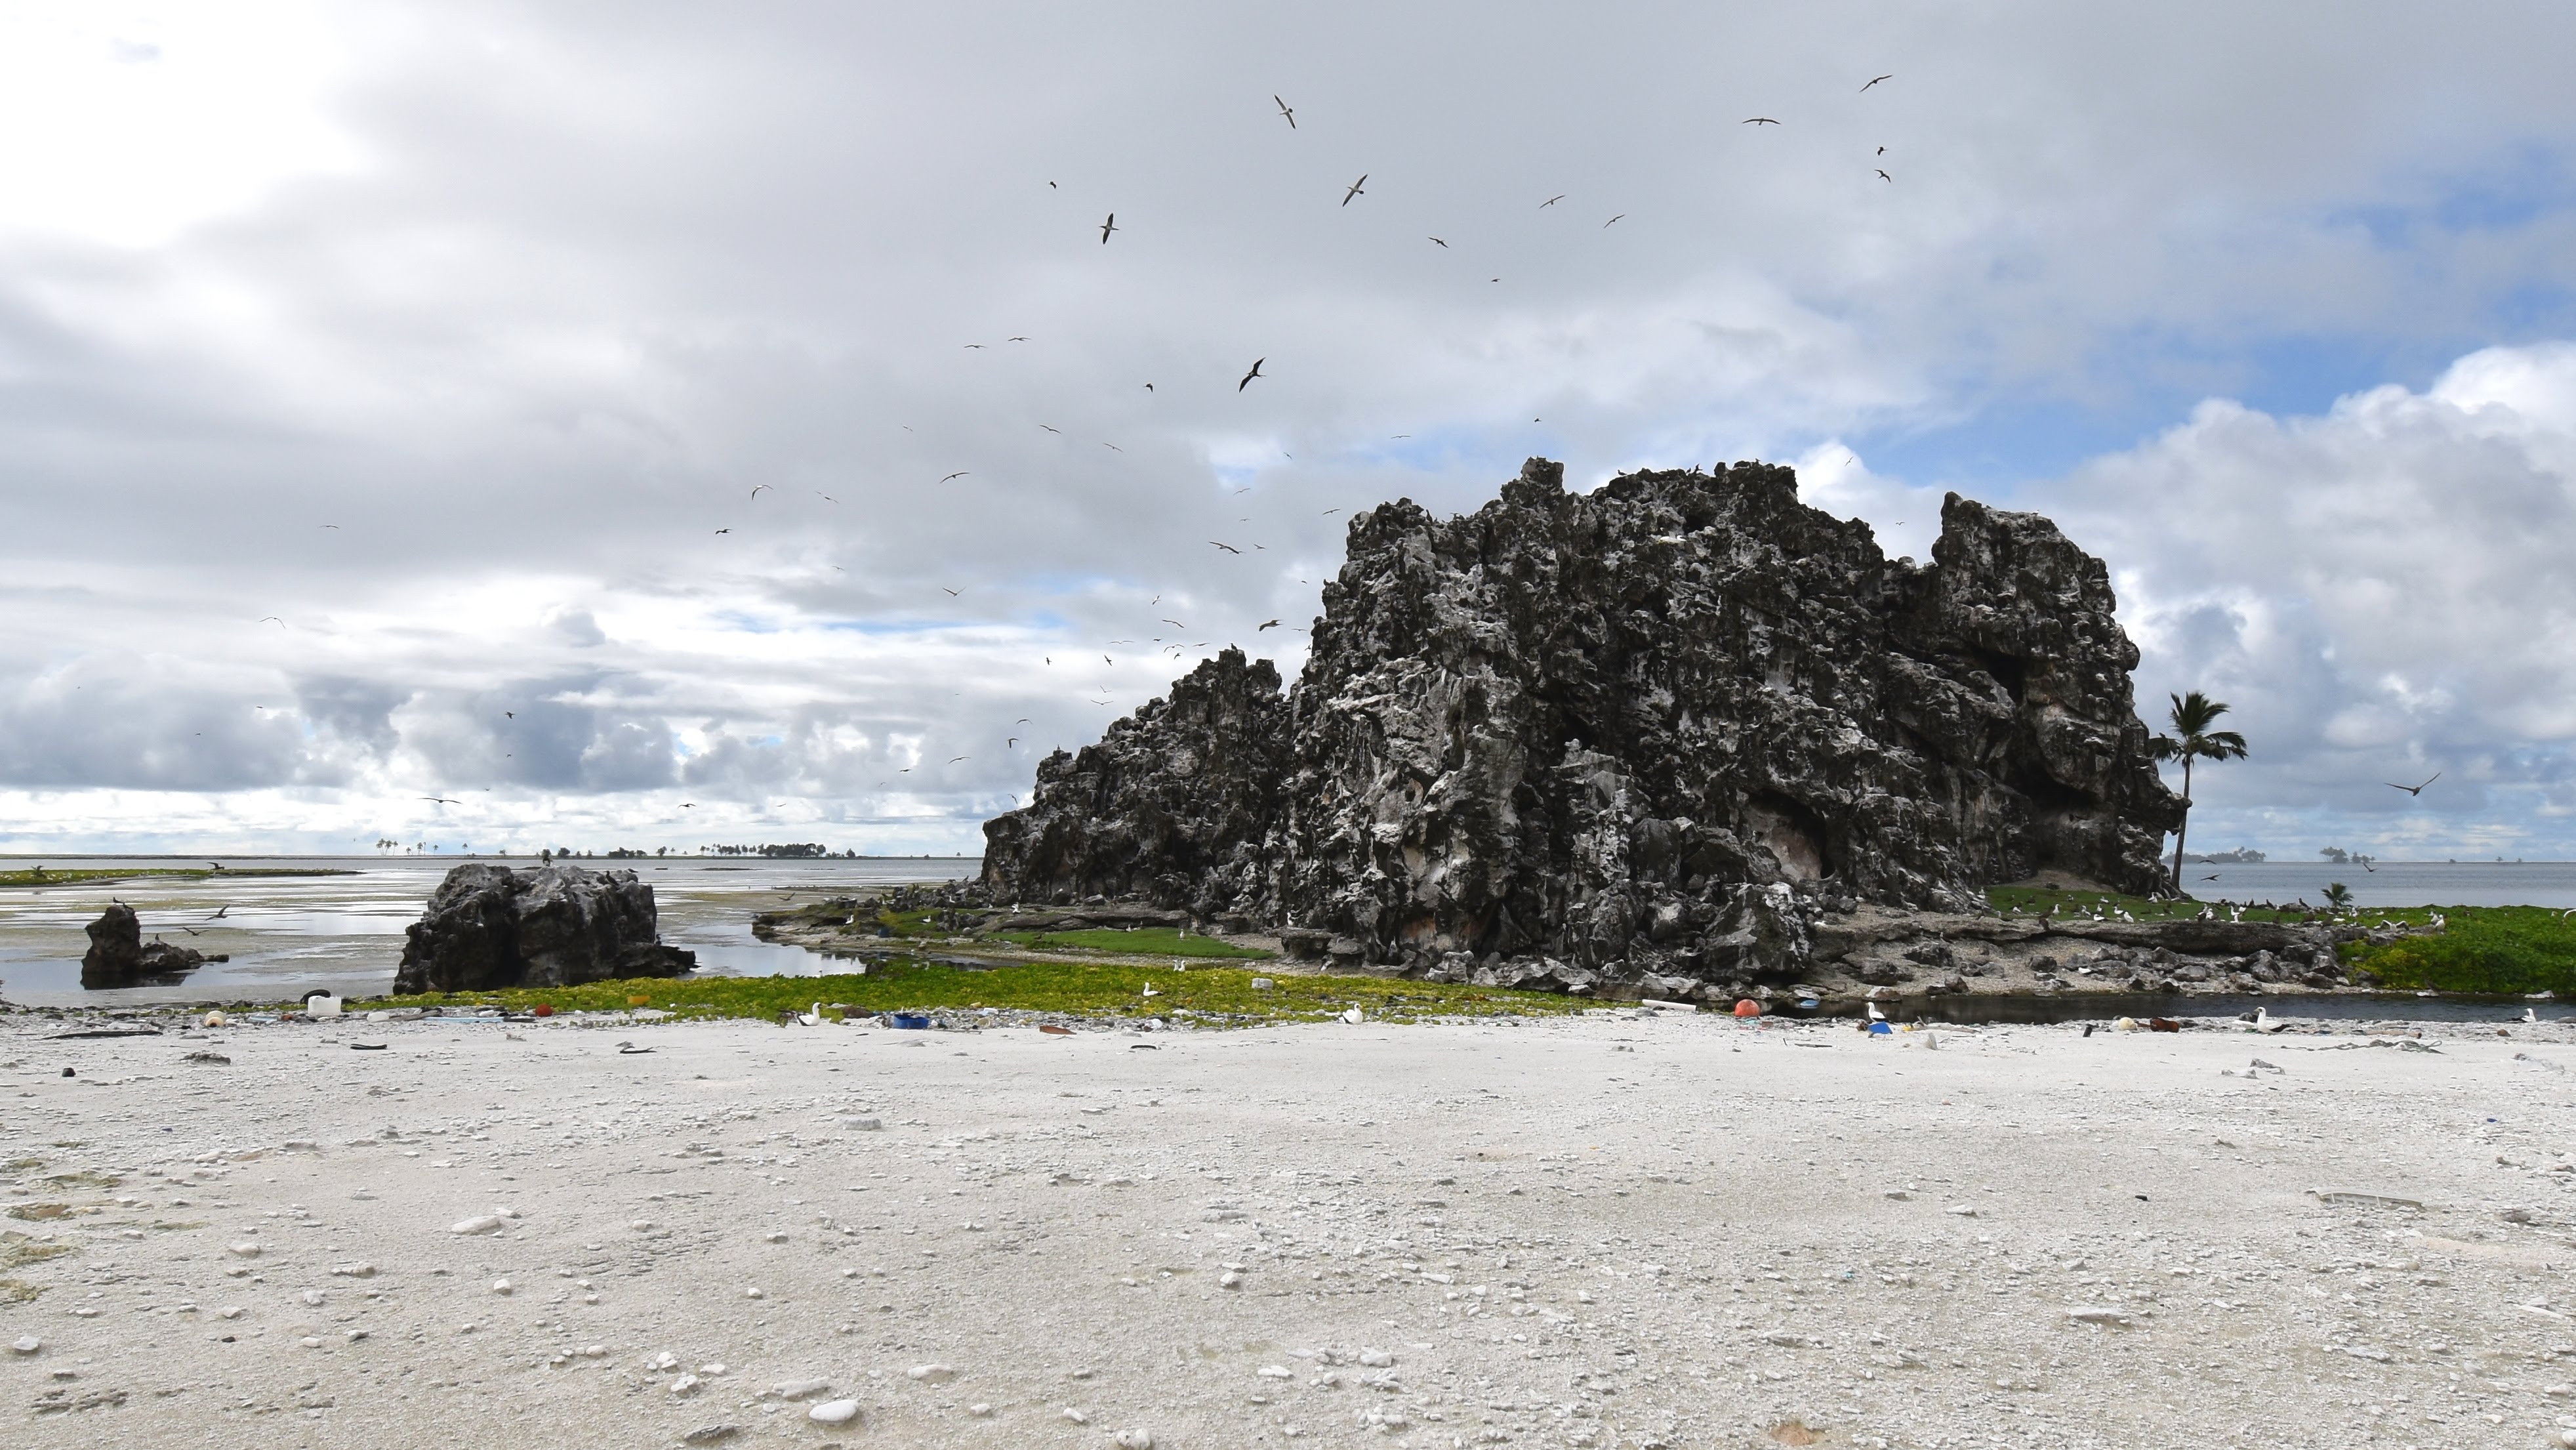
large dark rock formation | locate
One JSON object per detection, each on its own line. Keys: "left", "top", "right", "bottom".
{"left": 394, "top": 863, "right": 696, "bottom": 994}
{"left": 81, "top": 903, "right": 208, "bottom": 988}
{"left": 982, "top": 459, "right": 2184, "bottom": 990}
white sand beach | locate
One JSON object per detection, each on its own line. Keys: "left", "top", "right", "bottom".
{"left": 5, "top": 1008, "right": 2574, "bottom": 1449}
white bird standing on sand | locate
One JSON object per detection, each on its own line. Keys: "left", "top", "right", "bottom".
{"left": 1340, "top": 1007, "right": 1364, "bottom": 1025}
{"left": 798, "top": 1003, "right": 826, "bottom": 1026}
{"left": 2525, "top": 1006, "right": 2540, "bottom": 1024}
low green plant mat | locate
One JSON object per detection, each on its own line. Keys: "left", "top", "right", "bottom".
{"left": 988, "top": 926, "right": 1273, "bottom": 959}
{"left": 2340, "top": 906, "right": 2576, "bottom": 995}
{"left": 1984, "top": 885, "right": 2333, "bottom": 921}
{"left": 362, "top": 957, "right": 1578, "bottom": 1025}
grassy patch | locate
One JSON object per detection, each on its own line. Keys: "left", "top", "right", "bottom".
{"left": 2341, "top": 907, "right": 2576, "bottom": 995}
{"left": 0, "top": 867, "right": 352, "bottom": 889}
{"left": 989, "top": 926, "right": 1273, "bottom": 959}
{"left": 361, "top": 956, "right": 1578, "bottom": 1025}
{"left": 1984, "top": 885, "right": 2336, "bottom": 922}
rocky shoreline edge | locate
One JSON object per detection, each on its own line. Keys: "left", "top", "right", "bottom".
{"left": 748, "top": 880, "right": 2423, "bottom": 1008}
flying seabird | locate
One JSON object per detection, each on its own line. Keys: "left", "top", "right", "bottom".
{"left": 1861, "top": 73, "right": 1892, "bottom": 91}
{"left": 949, "top": 755, "right": 970, "bottom": 763}
{"left": 941, "top": 587, "right": 961, "bottom": 596}
{"left": 422, "top": 796, "right": 460, "bottom": 805}
{"left": 1100, "top": 213, "right": 1116, "bottom": 243}
{"left": 713, "top": 528, "right": 729, "bottom": 534}
{"left": 2387, "top": 773, "right": 2441, "bottom": 795}
{"left": 750, "top": 484, "right": 771, "bottom": 499}
{"left": 1743, "top": 117, "right": 1779, "bottom": 126}
{"left": 1275, "top": 94, "right": 1296, "bottom": 129}
{"left": 940, "top": 471, "right": 970, "bottom": 484}
{"left": 1603, "top": 214, "right": 1624, "bottom": 227}
{"left": 1210, "top": 541, "right": 1242, "bottom": 554}
{"left": 1428, "top": 236, "right": 1446, "bottom": 247}
{"left": 1257, "top": 619, "right": 1280, "bottom": 631}
{"left": 1540, "top": 194, "right": 1564, "bottom": 207}
{"left": 1238, "top": 358, "right": 1265, "bottom": 391}
{"left": 1876, "top": 169, "right": 1892, "bottom": 182}
{"left": 1341, "top": 174, "right": 1367, "bottom": 206}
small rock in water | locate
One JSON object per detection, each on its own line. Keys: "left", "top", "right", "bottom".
{"left": 808, "top": 1399, "right": 861, "bottom": 1424}
{"left": 9, "top": 1335, "right": 39, "bottom": 1355}
{"left": 968, "top": 1403, "right": 993, "bottom": 1418}
{"left": 1218, "top": 1272, "right": 1242, "bottom": 1289}
{"left": 329, "top": 1262, "right": 376, "bottom": 1277}
{"left": 451, "top": 1214, "right": 505, "bottom": 1235}
{"left": 226, "top": 1241, "right": 261, "bottom": 1258}
{"left": 743, "top": 1287, "right": 765, "bottom": 1300}
{"left": 1357, "top": 1349, "right": 1394, "bottom": 1367}
{"left": 837, "top": 1117, "right": 882, "bottom": 1131}
{"left": 1945, "top": 1204, "right": 1978, "bottom": 1217}
{"left": 765, "top": 1231, "right": 788, "bottom": 1243}
{"left": 907, "top": 1363, "right": 956, "bottom": 1384}
{"left": 771, "top": 1378, "right": 831, "bottom": 1400}
{"left": 1113, "top": 1431, "right": 1155, "bottom": 1449}
{"left": 1063, "top": 1408, "right": 1090, "bottom": 1424}
{"left": 668, "top": 1373, "right": 703, "bottom": 1396}
{"left": 680, "top": 1427, "right": 741, "bottom": 1445}
{"left": 490, "top": 1278, "right": 512, "bottom": 1295}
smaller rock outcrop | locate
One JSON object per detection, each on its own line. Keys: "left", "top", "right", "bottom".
{"left": 81, "top": 904, "right": 205, "bottom": 989}
{"left": 394, "top": 864, "right": 695, "bottom": 994}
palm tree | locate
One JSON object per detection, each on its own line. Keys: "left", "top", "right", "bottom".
{"left": 2150, "top": 691, "right": 2249, "bottom": 894}
{"left": 2321, "top": 882, "right": 2354, "bottom": 912}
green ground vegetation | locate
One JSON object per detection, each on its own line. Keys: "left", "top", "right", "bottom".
{"left": 363, "top": 956, "right": 1579, "bottom": 1025}
{"left": 2339, "top": 907, "right": 2576, "bottom": 995}
{"left": 1986, "top": 886, "right": 2576, "bottom": 995}
{"left": 987, "top": 926, "right": 1272, "bottom": 959}
{"left": 1984, "top": 885, "right": 2326, "bottom": 922}
{"left": 0, "top": 867, "right": 352, "bottom": 889}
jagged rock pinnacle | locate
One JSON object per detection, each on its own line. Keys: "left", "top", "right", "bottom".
{"left": 982, "top": 458, "right": 2182, "bottom": 993}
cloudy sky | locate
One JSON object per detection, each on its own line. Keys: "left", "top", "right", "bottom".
{"left": 4, "top": 1, "right": 2575, "bottom": 861}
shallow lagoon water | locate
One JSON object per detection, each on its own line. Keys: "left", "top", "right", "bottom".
{"left": 0, "top": 854, "right": 975, "bottom": 1006}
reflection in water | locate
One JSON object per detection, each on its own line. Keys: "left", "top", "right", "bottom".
{"left": 0, "top": 856, "right": 975, "bottom": 1006}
